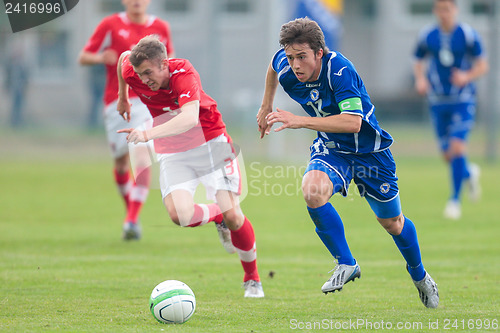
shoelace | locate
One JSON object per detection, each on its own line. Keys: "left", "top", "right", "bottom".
{"left": 327, "top": 262, "right": 340, "bottom": 274}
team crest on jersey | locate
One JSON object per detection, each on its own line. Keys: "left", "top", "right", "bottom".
{"left": 380, "top": 183, "right": 390, "bottom": 194}
{"left": 310, "top": 89, "right": 320, "bottom": 101}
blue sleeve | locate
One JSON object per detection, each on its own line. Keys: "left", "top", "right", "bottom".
{"left": 470, "top": 30, "right": 484, "bottom": 57}
{"left": 271, "top": 48, "right": 287, "bottom": 73}
{"left": 330, "top": 63, "right": 363, "bottom": 116}
{"left": 414, "top": 32, "right": 428, "bottom": 59}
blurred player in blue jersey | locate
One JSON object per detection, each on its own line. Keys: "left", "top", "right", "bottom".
{"left": 413, "top": 0, "right": 489, "bottom": 220}
{"left": 257, "top": 18, "right": 439, "bottom": 308}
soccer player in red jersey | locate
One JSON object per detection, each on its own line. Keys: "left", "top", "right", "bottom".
{"left": 116, "top": 35, "right": 264, "bottom": 297}
{"left": 78, "top": 0, "right": 175, "bottom": 240}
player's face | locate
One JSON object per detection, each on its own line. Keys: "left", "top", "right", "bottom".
{"left": 284, "top": 43, "right": 323, "bottom": 82}
{"left": 122, "top": 0, "right": 150, "bottom": 15}
{"left": 133, "top": 59, "right": 169, "bottom": 91}
{"left": 434, "top": 0, "right": 457, "bottom": 29}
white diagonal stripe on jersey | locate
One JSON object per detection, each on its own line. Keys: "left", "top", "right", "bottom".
{"left": 354, "top": 133, "right": 359, "bottom": 153}
{"left": 236, "top": 243, "right": 256, "bottom": 262}
{"left": 374, "top": 129, "right": 381, "bottom": 152}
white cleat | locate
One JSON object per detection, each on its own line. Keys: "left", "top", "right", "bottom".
{"left": 215, "top": 221, "right": 236, "bottom": 254}
{"left": 443, "top": 199, "right": 461, "bottom": 220}
{"left": 467, "top": 163, "right": 481, "bottom": 202}
{"left": 412, "top": 272, "right": 439, "bottom": 308}
{"left": 321, "top": 262, "right": 361, "bottom": 294}
{"left": 243, "top": 280, "right": 265, "bottom": 298}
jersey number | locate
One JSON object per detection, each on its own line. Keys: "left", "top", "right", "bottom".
{"left": 306, "top": 99, "right": 329, "bottom": 117}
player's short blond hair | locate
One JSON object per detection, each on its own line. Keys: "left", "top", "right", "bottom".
{"left": 129, "top": 35, "right": 167, "bottom": 68}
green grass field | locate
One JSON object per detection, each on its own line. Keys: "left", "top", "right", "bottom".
{"left": 1, "top": 129, "right": 499, "bottom": 332}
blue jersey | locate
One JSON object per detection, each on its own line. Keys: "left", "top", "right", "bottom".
{"left": 272, "top": 48, "right": 393, "bottom": 154}
{"left": 414, "top": 23, "right": 485, "bottom": 105}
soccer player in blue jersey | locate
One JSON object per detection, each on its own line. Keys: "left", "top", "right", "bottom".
{"left": 257, "top": 18, "right": 439, "bottom": 308}
{"left": 413, "top": 0, "right": 489, "bottom": 219}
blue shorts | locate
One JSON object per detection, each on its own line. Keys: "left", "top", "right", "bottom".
{"left": 304, "top": 139, "right": 401, "bottom": 218}
{"left": 430, "top": 103, "right": 475, "bottom": 152}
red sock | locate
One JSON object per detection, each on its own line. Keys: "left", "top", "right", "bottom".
{"left": 231, "top": 217, "right": 260, "bottom": 282}
{"left": 185, "top": 204, "right": 223, "bottom": 227}
{"left": 125, "top": 167, "right": 150, "bottom": 224}
{"left": 114, "top": 169, "right": 131, "bottom": 208}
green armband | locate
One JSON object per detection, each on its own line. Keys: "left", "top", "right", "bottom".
{"left": 338, "top": 97, "right": 362, "bottom": 113}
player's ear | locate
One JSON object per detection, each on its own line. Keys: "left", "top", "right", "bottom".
{"left": 317, "top": 49, "right": 324, "bottom": 58}
{"left": 161, "top": 58, "right": 168, "bottom": 70}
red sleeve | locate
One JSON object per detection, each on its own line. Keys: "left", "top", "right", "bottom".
{"left": 121, "top": 54, "right": 135, "bottom": 83}
{"left": 172, "top": 72, "right": 201, "bottom": 107}
{"left": 83, "top": 16, "right": 111, "bottom": 53}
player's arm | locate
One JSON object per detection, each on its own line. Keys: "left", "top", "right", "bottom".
{"left": 118, "top": 101, "right": 200, "bottom": 144}
{"left": 116, "top": 51, "right": 132, "bottom": 122}
{"left": 257, "top": 61, "right": 279, "bottom": 138}
{"left": 147, "top": 100, "right": 200, "bottom": 140}
{"left": 413, "top": 59, "right": 429, "bottom": 96}
{"left": 451, "top": 57, "right": 489, "bottom": 87}
{"left": 266, "top": 108, "right": 361, "bottom": 134}
{"left": 78, "top": 49, "right": 118, "bottom": 66}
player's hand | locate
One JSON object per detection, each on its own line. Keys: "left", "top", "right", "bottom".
{"left": 415, "top": 77, "right": 429, "bottom": 96}
{"left": 266, "top": 108, "right": 302, "bottom": 133}
{"left": 256, "top": 106, "right": 273, "bottom": 138}
{"left": 101, "top": 49, "right": 118, "bottom": 65}
{"left": 117, "top": 98, "right": 132, "bottom": 122}
{"left": 451, "top": 69, "right": 469, "bottom": 87}
{"left": 117, "top": 128, "right": 149, "bottom": 144}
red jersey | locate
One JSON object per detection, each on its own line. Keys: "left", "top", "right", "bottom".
{"left": 121, "top": 56, "right": 228, "bottom": 154}
{"left": 83, "top": 12, "right": 174, "bottom": 106}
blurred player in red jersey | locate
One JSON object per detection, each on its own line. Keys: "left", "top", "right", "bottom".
{"left": 116, "top": 35, "right": 264, "bottom": 298}
{"left": 78, "top": 0, "right": 175, "bottom": 240}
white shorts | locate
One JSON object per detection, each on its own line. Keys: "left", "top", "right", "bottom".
{"left": 104, "top": 97, "right": 153, "bottom": 158}
{"left": 158, "top": 134, "right": 242, "bottom": 201}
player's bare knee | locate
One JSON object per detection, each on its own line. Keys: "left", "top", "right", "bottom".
{"left": 448, "top": 139, "right": 467, "bottom": 158}
{"left": 378, "top": 214, "right": 404, "bottom": 235}
{"left": 165, "top": 206, "right": 181, "bottom": 225}
{"left": 164, "top": 203, "right": 193, "bottom": 226}
{"left": 222, "top": 209, "right": 244, "bottom": 230}
{"left": 302, "top": 181, "right": 331, "bottom": 208}
{"left": 114, "top": 154, "right": 129, "bottom": 174}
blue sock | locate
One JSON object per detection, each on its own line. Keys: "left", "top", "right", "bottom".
{"left": 463, "top": 162, "right": 471, "bottom": 179}
{"left": 451, "top": 156, "right": 467, "bottom": 200}
{"left": 307, "top": 203, "right": 355, "bottom": 265}
{"left": 391, "top": 216, "right": 425, "bottom": 281}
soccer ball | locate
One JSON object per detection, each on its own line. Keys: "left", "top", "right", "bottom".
{"left": 149, "top": 280, "right": 196, "bottom": 324}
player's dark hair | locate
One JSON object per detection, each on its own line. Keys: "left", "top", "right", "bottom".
{"left": 129, "top": 35, "right": 167, "bottom": 68}
{"left": 435, "top": 0, "right": 456, "bottom": 4}
{"left": 279, "top": 18, "right": 329, "bottom": 55}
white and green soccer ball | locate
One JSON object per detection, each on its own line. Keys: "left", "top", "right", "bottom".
{"left": 149, "top": 280, "right": 196, "bottom": 324}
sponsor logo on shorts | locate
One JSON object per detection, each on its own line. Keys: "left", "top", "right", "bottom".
{"left": 380, "top": 183, "right": 390, "bottom": 194}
